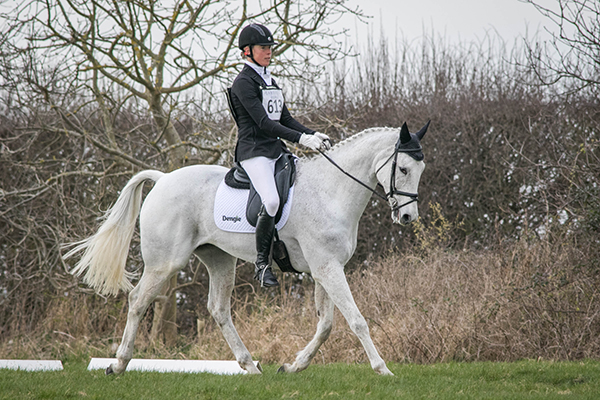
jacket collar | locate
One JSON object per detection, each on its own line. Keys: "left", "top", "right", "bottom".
{"left": 244, "top": 61, "right": 272, "bottom": 86}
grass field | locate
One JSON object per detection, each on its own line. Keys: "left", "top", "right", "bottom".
{"left": 1, "top": 360, "right": 599, "bottom": 399}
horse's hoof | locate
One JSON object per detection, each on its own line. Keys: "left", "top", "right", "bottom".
{"left": 105, "top": 365, "right": 114, "bottom": 375}
{"left": 278, "top": 363, "right": 294, "bottom": 373}
{"left": 377, "top": 367, "right": 394, "bottom": 376}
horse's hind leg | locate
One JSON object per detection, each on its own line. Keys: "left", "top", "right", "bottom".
{"left": 278, "top": 281, "right": 334, "bottom": 373}
{"left": 107, "top": 267, "right": 174, "bottom": 375}
{"left": 196, "top": 245, "right": 261, "bottom": 374}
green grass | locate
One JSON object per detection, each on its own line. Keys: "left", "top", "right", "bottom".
{"left": 1, "top": 360, "right": 599, "bottom": 399}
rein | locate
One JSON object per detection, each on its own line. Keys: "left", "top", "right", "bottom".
{"left": 317, "top": 148, "right": 388, "bottom": 202}
{"left": 317, "top": 147, "right": 419, "bottom": 212}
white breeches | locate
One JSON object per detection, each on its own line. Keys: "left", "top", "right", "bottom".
{"left": 240, "top": 156, "right": 280, "bottom": 217}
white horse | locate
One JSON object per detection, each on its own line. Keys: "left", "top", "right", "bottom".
{"left": 65, "top": 122, "right": 429, "bottom": 376}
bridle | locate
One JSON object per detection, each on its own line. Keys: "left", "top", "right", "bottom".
{"left": 376, "top": 144, "right": 421, "bottom": 211}
{"left": 317, "top": 140, "right": 420, "bottom": 213}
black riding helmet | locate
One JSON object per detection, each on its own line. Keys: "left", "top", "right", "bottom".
{"left": 238, "top": 24, "right": 277, "bottom": 50}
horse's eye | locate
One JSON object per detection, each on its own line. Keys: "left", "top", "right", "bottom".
{"left": 399, "top": 167, "right": 408, "bottom": 175}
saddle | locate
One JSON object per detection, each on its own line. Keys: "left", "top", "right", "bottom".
{"left": 224, "top": 152, "right": 296, "bottom": 227}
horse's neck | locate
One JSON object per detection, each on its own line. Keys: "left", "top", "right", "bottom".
{"left": 303, "top": 129, "right": 396, "bottom": 209}
{"left": 326, "top": 129, "right": 395, "bottom": 182}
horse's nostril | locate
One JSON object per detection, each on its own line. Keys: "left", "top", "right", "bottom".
{"left": 401, "top": 214, "right": 411, "bottom": 223}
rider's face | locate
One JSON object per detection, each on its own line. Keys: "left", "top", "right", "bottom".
{"left": 250, "top": 45, "right": 272, "bottom": 67}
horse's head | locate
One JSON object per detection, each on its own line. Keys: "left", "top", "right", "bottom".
{"left": 375, "top": 121, "right": 429, "bottom": 225}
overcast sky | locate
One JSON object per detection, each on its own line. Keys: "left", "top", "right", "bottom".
{"left": 344, "top": 0, "right": 556, "bottom": 46}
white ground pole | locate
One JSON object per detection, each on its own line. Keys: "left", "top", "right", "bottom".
{"left": 88, "top": 358, "right": 261, "bottom": 375}
{"left": 0, "top": 360, "right": 64, "bottom": 371}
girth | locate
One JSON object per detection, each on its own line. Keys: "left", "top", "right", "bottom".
{"left": 224, "top": 153, "right": 296, "bottom": 227}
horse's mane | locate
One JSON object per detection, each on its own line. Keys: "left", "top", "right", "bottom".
{"left": 299, "top": 127, "right": 396, "bottom": 161}
{"left": 330, "top": 127, "right": 395, "bottom": 151}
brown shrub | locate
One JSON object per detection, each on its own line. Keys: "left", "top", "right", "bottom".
{"left": 3, "top": 230, "right": 597, "bottom": 365}
{"left": 348, "top": 239, "right": 599, "bottom": 363}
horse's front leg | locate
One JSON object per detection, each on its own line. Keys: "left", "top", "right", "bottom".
{"left": 312, "top": 263, "right": 393, "bottom": 376}
{"left": 279, "top": 281, "right": 334, "bottom": 373}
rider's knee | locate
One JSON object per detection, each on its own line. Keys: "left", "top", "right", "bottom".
{"left": 263, "top": 197, "right": 279, "bottom": 217}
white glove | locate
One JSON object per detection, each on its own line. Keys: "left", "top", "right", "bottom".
{"left": 313, "top": 132, "right": 332, "bottom": 150}
{"left": 299, "top": 133, "right": 323, "bottom": 150}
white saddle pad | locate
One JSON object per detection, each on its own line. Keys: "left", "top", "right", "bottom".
{"left": 213, "top": 180, "right": 294, "bottom": 233}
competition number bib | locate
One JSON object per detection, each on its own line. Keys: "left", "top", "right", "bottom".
{"left": 262, "top": 87, "right": 284, "bottom": 121}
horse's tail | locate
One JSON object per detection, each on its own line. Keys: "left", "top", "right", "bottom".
{"left": 64, "top": 170, "right": 165, "bottom": 296}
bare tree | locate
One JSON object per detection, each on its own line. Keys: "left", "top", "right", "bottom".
{"left": 523, "top": 0, "right": 600, "bottom": 92}
{"left": 0, "top": 0, "right": 362, "bottom": 344}
{"left": 4, "top": 0, "right": 360, "bottom": 168}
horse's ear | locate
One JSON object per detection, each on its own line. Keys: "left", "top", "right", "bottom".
{"left": 416, "top": 120, "right": 431, "bottom": 140}
{"left": 399, "top": 122, "right": 411, "bottom": 144}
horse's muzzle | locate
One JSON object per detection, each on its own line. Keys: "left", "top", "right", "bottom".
{"left": 391, "top": 208, "right": 415, "bottom": 225}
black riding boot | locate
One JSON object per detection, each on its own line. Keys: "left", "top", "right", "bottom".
{"left": 254, "top": 207, "right": 279, "bottom": 287}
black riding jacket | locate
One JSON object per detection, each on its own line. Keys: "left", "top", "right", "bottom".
{"left": 229, "top": 64, "right": 315, "bottom": 162}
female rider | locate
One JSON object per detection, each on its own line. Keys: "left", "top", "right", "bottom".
{"left": 229, "top": 24, "right": 330, "bottom": 287}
